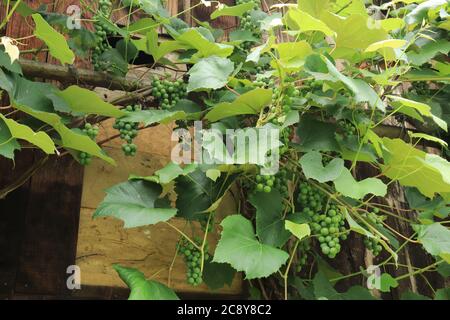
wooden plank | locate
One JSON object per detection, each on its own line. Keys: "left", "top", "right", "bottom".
{"left": 14, "top": 156, "right": 84, "bottom": 296}
{"left": 0, "top": 151, "right": 35, "bottom": 298}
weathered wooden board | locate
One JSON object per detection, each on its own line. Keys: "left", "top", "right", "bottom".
{"left": 75, "top": 123, "right": 243, "bottom": 296}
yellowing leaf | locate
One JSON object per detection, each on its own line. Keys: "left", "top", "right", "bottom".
{"left": 273, "top": 41, "right": 313, "bottom": 70}
{"left": 285, "top": 9, "right": 335, "bottom": 36}
{"left": 381, "top": 138, "right": 450, "bottom": 198}
{"left": 365, "top": 39, "right": 407, "bottom": 52}
{"left": 0, "top": 37, "right": 19, "bottom": 63}
{"left": 285, "top": 221, "right": 311, "bottom": 241}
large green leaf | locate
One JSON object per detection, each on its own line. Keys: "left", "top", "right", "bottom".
{"left": 307, "top": 55, "right": 384, "bottom": 111}
{"left": 93, "top": 180, "right": 177, "bottom": 228}
{"left": 381, "top": 138, "right": 450, "bottom": 198}
{"left": 285, "top": 8, "right": 335, "bottom": 36}
{"left": 213, "top": 215, "right": 289, "bottom": 279}
{"left": 334, "top": 167, "right": 387, "bottom": 200}
{"left": 114, "top": 265, "right": 179, "bottom": 300}
{"left": 249, "top": 189, "right": 291, "bottom": 247}
{"left": 299, "top": 151, "right": 345, "bottom": 183}
{"left": 175, "top": 169, "right": 236, "bottom": 220}
{"left": 273, "top": 41, "right": 313, "bottom": 70}
{"left": 211, "top": 3, "right": 255, "bottom": 19}
{"left": 415, "top": 223, "right": 450, "bottom": 263}
{"left": 120, "top": 109, "right": 186, "bottom": 126}
{"left": 57, "top": 86, "right": 125, "bottom": 117}
{"left": 320, "top": 12, "right": 388, "bottom": 53}
{"left": 387, "top": 95, "right": 447, "bottom": 131}
{"left": 0, "top": 114, "right": 55, "bottom": 154}
{"left": 187, "top": 56, "right": 234, "bottom": 92}
{"left": 408, "top": 39, "right": 450, "bottom": 66}
{"left": 205, "top": 88, "right": 272, "bottom": 121}
{"left": 296, "top": 116, "right": 339, "bottom": 152}
{"left": 32, "top": 14, "right": 75, "bottom": 65}
{"left": 177, "top": 28, "right": 233, "bottom": 59}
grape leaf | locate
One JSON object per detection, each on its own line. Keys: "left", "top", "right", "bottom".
{"left": 155, "top": 162, "right": 197, "bottom": 184}
{"left": 379, "top": 273, "right": 398, "bottom": 293}
{"left": 408, "top": 39, "right": 450, "bottom": 66}
{"left": 285, "top": 8, "right": 335, "bottom": 36}
{"left": 334, "top": 167, "right": 387, "bottom": 199}
{"left": 187, "top": 56, "right": 234, "bottom": 92}
{"left": 273, "top": 41, "right": 313, "bottom": 70}
{"left": 381, "top": 138, "right": 450, "bottom": 198}
{"left": 114, "top": 265, "right": 179, "bottom": 300}
{"left": 299, "top": 151, "right": 345, "bottom": 183}
{"left": 387, "top": 95, "right": 447, "bottom": 131}
{"left": 313, "top": 270, "right": 342, "bottom": 300}
{"left": 120, "top": 109, "right": 187, "bottom": 126}
{"left": 211, "top": 3, "right": 255, "bottom": 19}
{"left": 205, "top": 88, "right": 272, "bottom": 121}
{"left": 177, "top": 29, "right": 233, "bottom": 59}
{"left": 32, "top": 14, "right": 75, "bottom": 65}
{"left": 0, "top": 120, "right": 20, "bottom": 159}
{"left": 202, "top": 259, "right": 236, "bottom": 291}
{"left": 365, "top": 39, "right": 407, "bottom": 53}
{"left": 341, "top": 285, "right": 377, "bottom": 300}
{"left": 285, "top": 221, "right": 311, "bottom": 241}
{"left": 175, "top": 169, "right": 236, "bottom": 220}
{"left": 57, "top": 86, "right": 125, "bottom": 117}
{"left": 93, "top": 180, "right": 177, "bottom": 228}
{"left": 414, "top": 223, "right": 450, "bottom": 263}
{"left": 296, "top": 116, "right": 339, "bottom": 152}
{"left": 401, "top": 291, "right": 431, "bottom": 300}
{"left": 249, "top": 189, "right": 291, "bottom": 247}
{"left": 0, "top": 114, "right": 55, "bottom": 154}
{"left": 213, "top": 215, "right": 289, "bottom": 279}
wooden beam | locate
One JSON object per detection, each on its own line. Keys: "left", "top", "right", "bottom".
{"left": 19, "top": 59, "right": 151, "bottom": 91}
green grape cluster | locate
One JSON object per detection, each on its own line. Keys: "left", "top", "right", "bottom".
{"left": 362, "top": 208, "right": 384, "bottom": 256}
{"left": 255, "top": 173, "right": 275, "bottom": 193}
{"left": 92, "top": 0, "right": 114, "bottom": 71}
{"left": 151, "top": 77, "right": 187, "bottom": 110}
{"left": 79, "top": 123, "right": 99, "bottom": 166}
{"left": 338, "top": 120, "right": 357, "bottom": 137}
{"left": 313, "top": 204, "right": 348, "bottom": 259}
{"left": 295, "top": 239, "right": 311, "bottom": 272}
{"left": 269, "top": 79, "right": 301, "bottom": 130}
{"left": 297, "top": 182, "right": 349, "bottom": 259}
{"left": 82, "top": 122, "right": 99, "bottom": 140}
{"left": 177, "top": 237, "right": 209, "bottom": 286}
{"left": 113, "top": 104, "right": 141, "bottom": 156}
{"left": 273, "top": 167, "right": 290, "bottom": 197}
{"left": 237, "top": 0, "right": 260, "bottom": 31}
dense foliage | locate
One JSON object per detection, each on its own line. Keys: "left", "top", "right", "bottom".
{"left": 0, "top": 0, "right": 449, "bottom": 300}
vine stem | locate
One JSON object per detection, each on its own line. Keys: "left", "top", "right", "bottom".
{"left": 281, "top": 239, "right": 300, "bottom": 300}
{"left": 200, "top": 213, "right": 213, "bottom": 274}
{"left": 0, "top": 0, "right": 22, "bottom": 30}
{"left": 163, "top": 221, "right": 201, "bottom": 251}
{"left": 395, "top": 260, "right": 444, "bottom": 281}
